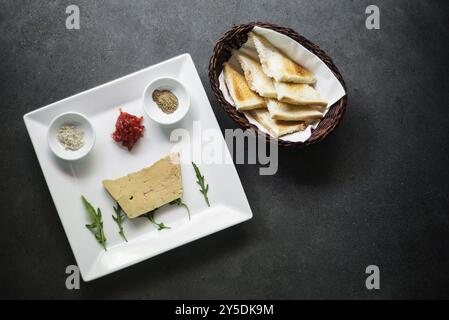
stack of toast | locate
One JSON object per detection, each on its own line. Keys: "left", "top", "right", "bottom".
{"left": 223, "top": 32, "right": 328, "bottom": 138}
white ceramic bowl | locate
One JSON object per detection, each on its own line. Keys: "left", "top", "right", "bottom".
{"left": 142, "top": 77, "right": 190, "bottom": 125}
{"left": 47, "top": 112, "right": 95, "bottom": 161}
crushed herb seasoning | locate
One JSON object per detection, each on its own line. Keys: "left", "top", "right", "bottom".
{"left": 152, "top": 90, "right": 179, "bottom": 114}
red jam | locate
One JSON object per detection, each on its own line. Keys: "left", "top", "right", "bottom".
{"left": 112, "top": 109, "right": 145, "bottom": 151}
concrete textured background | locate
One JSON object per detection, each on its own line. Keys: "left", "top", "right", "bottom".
{"left": 1, "top": 0, "right": 449, "bottom": 299}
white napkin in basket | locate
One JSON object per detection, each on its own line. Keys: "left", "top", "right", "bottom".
{"left": 218, "top": 26, "right": 346, "bottom": 142}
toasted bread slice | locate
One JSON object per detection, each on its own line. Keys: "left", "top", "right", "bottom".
{"left": 249, "top": 109, "right": 306, "bottom": 138}
{"left": 223, "top": 63, "right": 266, "bottom": 111}
{"left": 236, "top": 52, "right": 277, "bottom": 98}
{"left": 266, "top": 99, "right": 323, "bottom": 121}
{"left": 249, "top": 32, "right": 316, "bottom": 84}
{"left": 274, "top": 82, "right": 328, "bottom": 107}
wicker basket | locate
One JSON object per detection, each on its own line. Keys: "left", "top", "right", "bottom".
{"left": 208, "top": 22, "right": 348, "bottom": 148}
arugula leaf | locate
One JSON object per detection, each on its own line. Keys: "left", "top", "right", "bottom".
{"left": 170, "top": 198, "right": 191, "bottom": 220}
{"left": 82, "top": 196, "right": 107, "bottom": 251}
{"left": 112, "top": 202, "right": 128, "bottom": 242}
{"left": 192, "top": 162, "right": 210, "bottom": 207}
{"left": 140, "top": 209, "right": 170, "bottom": 231}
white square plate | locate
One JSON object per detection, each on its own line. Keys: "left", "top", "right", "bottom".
{"left": 23, "top": 54, "right": 253, "bottom": 281}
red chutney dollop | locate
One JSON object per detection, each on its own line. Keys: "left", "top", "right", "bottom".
{"left": 112, "top": 109, "right": 145, "bottom": 151}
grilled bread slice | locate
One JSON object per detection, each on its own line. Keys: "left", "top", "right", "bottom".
{"left": 236, "top": 52, "right": 277, "bottom": 98}
{"left": 223, "top": 63, "right": 266, "bottom": 111}
{"left": 249, "top": 109, "right": 306, "bottom": 138}
{"left": 249, "top": 32, "right": 316, "bottom": 84}
{"left": 274, "top": 82, "right": 328, "bottom": 107}
{"left": 266, "top": 99, "right": 323, "bottom": 121}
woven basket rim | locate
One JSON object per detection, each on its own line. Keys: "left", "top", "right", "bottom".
{"left": 208, "top": 21, "right": 348, "bottom": 148}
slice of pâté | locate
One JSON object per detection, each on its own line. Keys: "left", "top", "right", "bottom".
{"left": 102, "top": 153, "right": 183, "bottom": 218}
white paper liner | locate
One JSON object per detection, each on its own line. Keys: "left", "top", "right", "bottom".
{"left": 218, "top": 26, "right": 346, "bottom": 142}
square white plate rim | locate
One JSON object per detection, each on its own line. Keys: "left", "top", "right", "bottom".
{"left": 23, "top": 53, "right": 253, "bottom": 281}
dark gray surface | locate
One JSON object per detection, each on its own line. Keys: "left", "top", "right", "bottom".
{"left": 1, "top": 0, "right": 449, "bottom": 299}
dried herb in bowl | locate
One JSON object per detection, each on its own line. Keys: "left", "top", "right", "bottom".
{"left": 152, "top": 90, "right": 179, "bottom": 114}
